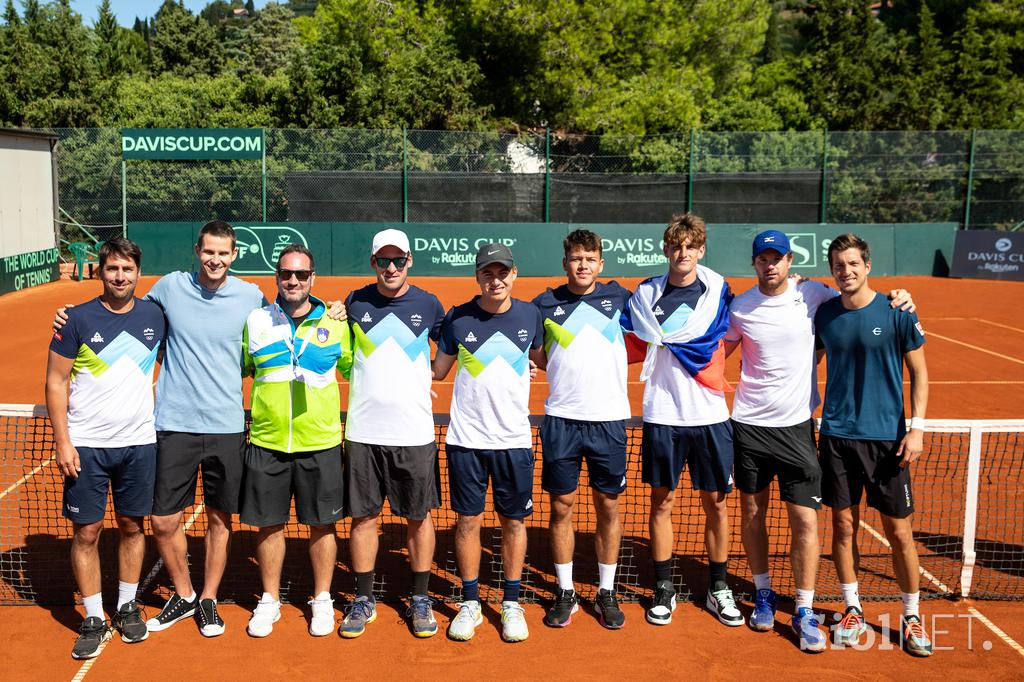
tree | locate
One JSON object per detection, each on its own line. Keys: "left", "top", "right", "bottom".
{"left": 151, "top": 1, "right": 225, "bottom": 77}
{"left": 236, "top": 2, "right": 299, "bottom": 76}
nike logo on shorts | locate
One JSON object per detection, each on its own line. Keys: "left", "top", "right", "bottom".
{"left": 332, "top": 506, "right": 344, "bottom": 515}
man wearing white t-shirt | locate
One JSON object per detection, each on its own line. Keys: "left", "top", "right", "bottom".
{"left": 726, "top": 230, "right": 914, "bottom": 652}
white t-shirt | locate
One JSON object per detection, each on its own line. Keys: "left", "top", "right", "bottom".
{"left": 637, "top": 279, "right": 731, "bottom": 427}
{"left": 532, "top": 281, "right": 632, "bottom": 422}
{"left": 726, "top": 279, "right": 838, "bottom": 427}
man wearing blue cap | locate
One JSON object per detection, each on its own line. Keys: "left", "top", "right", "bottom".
{"left": 725, "top": 230, "right": 913, "bottom": 652}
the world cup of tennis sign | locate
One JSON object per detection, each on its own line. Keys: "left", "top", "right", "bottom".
{"left": 121, "top": 128, "right": 263, "bottom": 160}
{"left": 951, "top": 229, "right": 1024, "bottom": 281}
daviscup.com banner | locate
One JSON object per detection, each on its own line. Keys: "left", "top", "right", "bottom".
{"left": 951, "top": 230, "right": 1024, "bottom": 281}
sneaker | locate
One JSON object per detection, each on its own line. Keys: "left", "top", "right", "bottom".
{"left": 501, "top": 601, "right": 529, "bottom": 643}
{"left": 834, "top": 605, "right": 868, "bottom": 646}
{"left": 146, "top": 594, "right": 197, "bottom": 632}
{"left": 646, "top": 580, "right": 677, "bottom": 626}
{"left": 338, "top": 596, "right": 377, "bottom": 639}
{"left": 594, "top": 589, "right": 625, "bottom": 629}
{"left": 113, "top": 600, "right": 149, "bottom": 643}
{"left": 406, "top": 595, "right": 438, "bottom": 638}
{"left": 791, "top": 607, "right": 827, "bottom": 653}
{"left": 448, "top": 600, "right": 483, "bottom": 641}
{"left": 544, "top": 588, "right": 579, "bottom": 627}
{"left": 748, "top": 589, "right": 777, "bottom": 631}
{"left": 706, "top": 586, "right": 744, "bottom": 627}
{"left": 71, "top": 617, "right": 112, "bottom": 660}
{"left": 195, "top": 598, "right": 225, "bottom": 637}
{"left": 308, "top": 596, "right": 335, "bottom": 637}
{"left": 901, "top": 614, "right": 933, "bottom": 657}
{"left": 247, "top": 598, "right": 281, "bottom": 638}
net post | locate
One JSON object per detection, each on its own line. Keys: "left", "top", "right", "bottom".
{"left": 261, "top": 128, "right": 267, "bottom": 222}
{"left": 962, "top": 128, "right": 977, "bottom": 230}
{"left": 959, "top": 423, "right": 983, "bottom": 598}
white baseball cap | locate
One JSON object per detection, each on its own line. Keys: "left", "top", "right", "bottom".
{"left": 371, "top": 228, "right": 411, "bottom": 255}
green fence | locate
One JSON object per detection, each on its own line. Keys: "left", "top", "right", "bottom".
{"left": 45, "top": 128, "right": 1024, "bottom": 250}
{"left": 129, "top": 221, "right": 956, "bottom": 278}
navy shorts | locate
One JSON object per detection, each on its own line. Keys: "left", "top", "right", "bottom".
{"left": 446, "top": 445, "right": 534, "bottom": 519}
{"left": 641, "top": 421, "right": 734, "bottom": 493}
{"left": 540, "top": 416, "right": 627, "bottom": 495}
{"left": 63, "top": 444, "right": 157, "bottom": 524}
{"left": 819, "top": 435, "right": 914, "bottom": 519}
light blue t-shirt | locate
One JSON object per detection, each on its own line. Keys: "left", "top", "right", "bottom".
{"left": 147, "top": 272, "right": 266, "bottom": 433}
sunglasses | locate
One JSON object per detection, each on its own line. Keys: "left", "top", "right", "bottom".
{"left": 374, "top": 256, "right": 409, "bottom": 270}
{"left": 277, "top": 269, "right": 313, "bottom": 282}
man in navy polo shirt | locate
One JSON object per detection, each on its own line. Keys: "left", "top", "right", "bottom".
{"left": 46, "top": 237, "right": 165, "bottom": 659}
{"left": 432, "top": 243, "right": 544, "bottom": 643}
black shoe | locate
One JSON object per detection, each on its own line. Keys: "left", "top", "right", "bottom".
{"left": 145, "top": 594, "right": 196, "bottom": 632}
{"left": 595, "top": 589, "right": 625, "bottom": 629}
{"left": 113, "top": 600, "right": 149, "bottom": 643}
{"left": 195, "top": 598, "right": 225, "bottom": 637}
{"left": 646, "top": 580, "right": 677, "bottom": 626}
{"left": 72, "top": 617, "right": 112, "bottom": 659}
{"left": 544, "top": 588, "right": 579, "bottom": 627}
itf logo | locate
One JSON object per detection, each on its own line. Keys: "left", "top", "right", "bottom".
{"left": 233, "top": 226, "right": 310, "bottom": 274}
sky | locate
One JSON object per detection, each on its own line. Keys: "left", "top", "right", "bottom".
{"left": 71, "top": 1, "right": 272, "bottom": 28}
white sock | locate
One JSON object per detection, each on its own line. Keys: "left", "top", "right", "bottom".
{"left": 179, "top": 591, "right": 196, "bottom": 603}
{"left": 901, "top": 591, "right": 920, "bottom": 617}
{"left": 314, "top": 591, "right": 330, "bottom": 602}
{"left": 795, "top": 588, "right": 814, "bottom": 611}
{"left": 117, "top": 581, "right": 138, "bottom": 610}
{"left": 598, "top": 562, "right": 617, "bottom": 592}
{"left": 554, "top": 562, "right": 574, "bottom": 591}
{"left": 82, "top": 592, "right": 104, "bottom": 620}
{"left": 841, "top": 582, "right": 861, "bottom": 610}
{"left": 261, "top": 591, "right": 280, "bottom": 605}
{"left": 753, "top": 572, "right": 771, "bottom": 592}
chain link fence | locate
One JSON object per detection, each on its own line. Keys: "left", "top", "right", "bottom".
{"left": 45, "top": 128, "right": 1024, "bottom": 247}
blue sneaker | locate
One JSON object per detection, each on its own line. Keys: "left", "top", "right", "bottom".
{"left": 338, "top": 596, "right": 377, "bottom": 639}
{"left": 791, "top": 607, "right": 827, "bottom": 653}
{"left": 748, "top": 589, "right": 777, "bottom": 631}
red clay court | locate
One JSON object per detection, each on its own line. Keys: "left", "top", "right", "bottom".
{"left": 1, "top": 273, "right": 1023, "bottom": 680}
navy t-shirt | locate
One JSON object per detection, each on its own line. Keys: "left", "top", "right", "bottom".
{"left": 343, "top": 284, "right": 445, "bottom": 445}
{"left": 439, "top": 297, "right": 544, "bottom": 449}
{"left": 815, "top": 293, "right": 926, "bottom": 440}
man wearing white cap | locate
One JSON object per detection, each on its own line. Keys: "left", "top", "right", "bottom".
{"left": 337, "top": 229, "right": 446, "bottom": 639}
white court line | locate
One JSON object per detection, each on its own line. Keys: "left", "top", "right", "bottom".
{"left": 974, "top": 318, "right": 1024, "bottom": 336}
{"left": 926, "top": 331, "right": 1024, "bottom": 367}
{"left": 857, "top": 519, "right": 952, "bottom": 594}
{"left": 74, "top": 503, "right": 206, "bottom": 682}
{"left": 966, "top": 605, "right": 1024, "bottom": 658}
{"left": 0, "top": 455, "right": 55, "bottom": 500}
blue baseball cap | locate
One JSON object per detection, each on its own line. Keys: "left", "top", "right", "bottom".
{"left": 752, "top": 230, "right": 791, "bottom": 257}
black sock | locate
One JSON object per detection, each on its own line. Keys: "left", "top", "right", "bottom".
{"left": 653, "top": 559, "right": 672, "bottom": 585}
{"left": 411, "top": 570, "right": 430, "bottom": 598}
{"left": 355, "top": 571, "right": 374, "bottom": 599}
{"left": 709, "top": 561, "right": 728, "bottom": 591}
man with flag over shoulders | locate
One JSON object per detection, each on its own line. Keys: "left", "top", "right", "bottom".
{"left": 627, "top": 212, "right": 743, "bottom": 628}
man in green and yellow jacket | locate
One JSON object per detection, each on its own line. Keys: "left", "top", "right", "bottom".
{"left": 240, "top": 243, "right": 352, "bottom": 639}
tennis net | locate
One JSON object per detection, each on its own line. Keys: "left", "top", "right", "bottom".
{"left": 1, "top": 405, "right": 1021, "bottom": 606}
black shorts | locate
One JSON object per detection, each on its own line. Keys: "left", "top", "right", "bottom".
{"left": 152, "top": 431, "right": 245, "bottom": 516}
{"left": 344, "top": 440, "right": 441, "bottom": 521}
{"left": 733, "top": 419, "right": 822, "bottom": 509}
{"left": 819, "top": 434, "right": 914, "bottom": 519}
{"left": 641, "top": 421, "right": 734, "bottom": 493}
{"left": 240, "top": 444, "right": 345, "bottom": 527}
{"left": 446, "top": 445, "right": 535, "bottom": 519}
{"left": 540, "top": 416, "right": 627, "bottom": 495}
{"left": 63, "top": 444, "right": 156, "bottom": 524}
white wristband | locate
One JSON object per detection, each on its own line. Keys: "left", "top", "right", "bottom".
{"left": 910, "top": 417, "right": 925, "bottom": 431}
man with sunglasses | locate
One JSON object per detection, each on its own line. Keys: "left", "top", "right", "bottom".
{"left": 241, "top": 244, "right": 351, "bottom": 639}
{"left": 337, "top": 229, "right": 446, "bottom": 639}
{"left": 433, "top": 243, "right": 545, "bottom": 643}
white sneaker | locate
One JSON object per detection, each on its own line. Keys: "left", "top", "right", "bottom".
{"left": 308, "top": 596, "right": 335, "bottom": 637}
{"left": 706, "top": 587, "right": 743, "bottom": 627}
{"left": 501, "top": 601, "right": 529, "bottom": 643}
{"left": 247, "top": 598, "right": 281, "bottom": 638}
{"left": 447, "top": 601, "right": 483, "bottom": 641}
